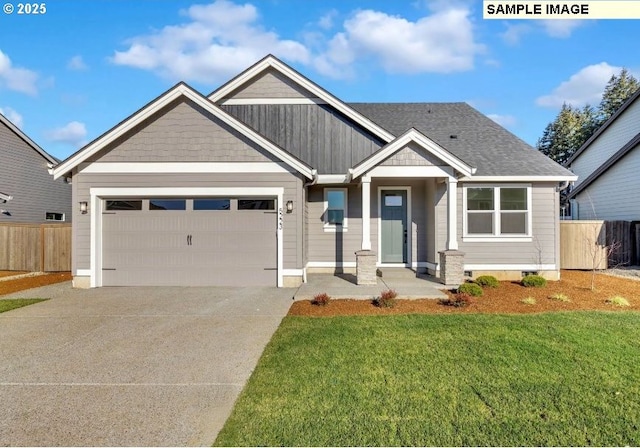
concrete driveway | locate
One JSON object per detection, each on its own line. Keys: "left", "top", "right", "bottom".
{"left": 0, "top": 282, "right": 294, "bottom": 446}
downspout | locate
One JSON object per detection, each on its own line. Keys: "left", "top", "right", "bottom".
{"left": 302, "top": 170, "right": 318, "bottom": 283}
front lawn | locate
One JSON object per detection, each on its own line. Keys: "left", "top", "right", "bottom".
{"left": 215, "top": 312, "right": 640, "bottom": 446}
{"left": 0, "top": 298, "right": 47, "bottom": 313}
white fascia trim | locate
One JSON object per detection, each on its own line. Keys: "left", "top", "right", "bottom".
{"left": 209, "top": 57, "right": 395, "bottom": 143}
{"left": 368, "top": 165, "right": 454, "bottom": 178}
{"left": 220, "top": 98, "right": 327, "bottom": 105}
{"left": 463, "top": 237, "right": 533, "bottom": 243}
{"left": 316, "top": 174, "right": 350, "bottom": 184}
{"left": 53, "top": 84, "right": 313, "bottom": 180}
{"left": 78, "top": 162, "right": 294, "bottom": 174}
{"left": 306, "top": 261, "right": 357, "bottom": 268}
{"left": 75, "top": 269, "right": 91, "bottom": 276}
{"left": 464, "top": 264, "right": 557, "bottom": 271}
{"left": 282, "top": 269, "right": 304, "bottom": 276}
{"left": 89, "top": 186, "right": 285, "bottom": 288}
{"left": 352, "top": 130, "right": 475, "bottom": 178}
{"left": 462, "top": 176, "right": 578, "bottom": 182}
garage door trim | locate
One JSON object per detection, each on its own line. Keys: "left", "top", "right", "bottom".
{"left": 90, "top": 187, "right": 284, "bottom": 287}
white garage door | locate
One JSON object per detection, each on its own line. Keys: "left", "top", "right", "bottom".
{"left": 101, "top": 197, "right": 277, "bottom": 286}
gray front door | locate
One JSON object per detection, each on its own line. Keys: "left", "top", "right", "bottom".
{"left": 381, "top": 190, "right": 407, "bottom": 263}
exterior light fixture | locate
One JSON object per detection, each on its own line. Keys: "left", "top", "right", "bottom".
{"left": 79, "top": 201, "right": 88, "bottom": 214}
{"left": 286, "top": 200, "right": 293, "bottom": 213}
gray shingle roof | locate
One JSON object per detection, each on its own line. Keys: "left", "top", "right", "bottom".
{"left": 349, "top": 102, "right": 573, "bottom": 177}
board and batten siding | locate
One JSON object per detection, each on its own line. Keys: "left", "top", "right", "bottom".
{"left": 72, "top": 172, "right": 304, "bottom": 275}
{"left": 434, "top": 182, "right": 559, "bottom": 266}
{"left": 0, "top": 122, "right": 71, "bottom": 224}
{"left": 574, "top": 146, "right": 640, "bottom": 220}
{"left": 222, "top": 104, "right": 384, "bottom": 174}
{"left": 570, "top": 98, "right": 640, "bottom": 188}
{"left": 87, "top": 99, "right": 280, "bottom": 163}
{"left": 222, "top": 68, "right": 316, "bottom": 100}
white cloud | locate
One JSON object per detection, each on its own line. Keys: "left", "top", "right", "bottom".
{"left": 500, "top": 23, "right": 532, "bottom": 46}
{"left": 315, "top": 7, "right": 484, "bottom": 78}
{"left": 536, "top": 62, "right": 622, "bottom": 108}
{"left": 67, "top": 55, "right": 88, "bottom": 71}
{"left": 0, "top": 50, "right": 38, "bottom": 95}
{"left": 318, "top": 9, "right": 338, "bottom": 30}
{"left": 540, "top": 19, "right": 584, "bottom": 38}
{"left": 45, "top": 121, "right": 87, "bottom": 148}
{"left": 487, "top": 113, "right": 516, "bottom": 127}
{"left": 111, "top": 0, "right": 310, "bottom": 84}
{"left": 0, "top": 106, "right": 23, "bottom": 128}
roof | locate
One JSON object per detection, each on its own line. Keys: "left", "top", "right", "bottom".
{"left": 349, "top": 102, "right": 575, "bottom": 178}
{"left": 0, "top": 112, "right": 59, "bottom": 165}
{"left": 565, "top": 87, "right": 640, "bottom": 166}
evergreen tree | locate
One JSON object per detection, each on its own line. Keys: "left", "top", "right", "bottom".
{"left": 536, "top": 103, "right": 591, "bottom": 164}
{"left": 597, "top": 68, "right": 640, "bottom": 125}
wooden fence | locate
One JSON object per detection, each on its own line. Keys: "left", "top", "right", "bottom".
{"left": 560, "top": 220, "right": 640, "bottom": 269}
{"left": 0, "top": 223, "right": 71, "bottom": 271}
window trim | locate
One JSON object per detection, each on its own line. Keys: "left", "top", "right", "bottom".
{"left": 323, "top": 187, "right": 348, "bottom": 232}
{"left": 45, "top": 212, "right": 65, "bottom": 222}
{"left": 462, "top": 184, "right": 532, "bottom": 242}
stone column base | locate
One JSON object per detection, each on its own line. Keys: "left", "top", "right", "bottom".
{"left": 439, "top": 250, "right": 465, "bottom": 287}
{"left": 355, "top": 250, "right": 377, "bottom": 285}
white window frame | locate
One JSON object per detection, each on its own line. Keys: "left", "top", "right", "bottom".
{"left": 463, "top": 184, "right": 532, "bottom": 242}
{"left": 45, "top": 212, "right": 65, "bottom": 222}
{"left": 323, "top": 187, "right": 348, "bottom": 232}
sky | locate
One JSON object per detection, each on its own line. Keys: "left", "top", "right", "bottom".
{"left": 0, "top": 0, "right": 638, "bottom": 160}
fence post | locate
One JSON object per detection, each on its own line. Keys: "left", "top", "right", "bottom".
{"left": 40, "top": 224, "right": 45, "bottom": 272}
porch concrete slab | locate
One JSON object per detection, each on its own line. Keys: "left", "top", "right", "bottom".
{"left": 293, "top": 273, "right": 447, "bottom": 300}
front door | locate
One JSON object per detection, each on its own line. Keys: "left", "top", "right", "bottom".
{"left": 381, "top": 190, "right": 407, "bottom": 263}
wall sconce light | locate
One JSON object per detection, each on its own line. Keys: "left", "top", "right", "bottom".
{"left": 79, "top": 201, "right": 88, "bottom": 214}
{"left": 286, "top": 200, "right": 293, "bottom": 213}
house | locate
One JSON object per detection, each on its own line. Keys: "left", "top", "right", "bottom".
{"left": 565, "top": 88, "right": 640, "bottom": 220}
{"left": 1, "top": 113, "right": 71, "bottom": 223}
{"left": 51, "top": 55, "right": 576, "bottom": 289}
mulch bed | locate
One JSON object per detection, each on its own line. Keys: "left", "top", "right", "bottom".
{"left": 0, "top": 272, "right": 72, "bottom": 296}
{"left": 289, "top": 270, "right": 640, "bottom": 316}
{"left": 0, "top": 271, "right": 28, "bottom": 279}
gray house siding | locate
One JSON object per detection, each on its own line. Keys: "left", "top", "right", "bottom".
{"left": 72, "top": 172, "right": 303, "bottom": 275}
{"left": 0, "top": 121, "right": 71, "bottom": 223}
{"left": 380, "top": 143, "right": 442, "bottom": 166}
{"left": 222, "top": 104, "right": 384, "bottom": 174}
{"left": 573, "top": 146, "right": 640, "bottom": 220}
{"left": 222, "top": 68, "right": 316, "bottom": 100}
{"left": 88, "top": 99, "right": 280, "bottom": 163}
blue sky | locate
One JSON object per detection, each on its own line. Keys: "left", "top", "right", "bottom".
{"left": 0, "top": 0, "right": 637, "bottom": 160}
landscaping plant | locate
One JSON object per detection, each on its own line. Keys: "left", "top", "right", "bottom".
{"left": 475, "top": 275, "right": 499, "bottom": 288}
{"left": 439, "top": 292, "right": 474, "bottom": 308}
{"left": 374, "top": 289, "right": 397, "bottom": 308}
{"left": 311, "top": 293, "right": 331, "bottom": 306}
{"left": 520, "top": 297, "right": 537, "bottom": 305}
{"left": 549, "top": 293, "right": 570, "bottom": 302}
{"left": 606, "top": 296, "right": 630, "bottom": 307}
{"left": 458, "top": 282, "right": 483, "bottom": 297}
{"left": 522, "top": 274, "right": 547, "bottom": 287}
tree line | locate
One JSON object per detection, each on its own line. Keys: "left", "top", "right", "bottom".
{"left": 536, "top": 69, "right": 639, "bottom": 165}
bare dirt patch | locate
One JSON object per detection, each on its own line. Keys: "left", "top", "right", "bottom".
{"left": 289, "top": 270, "right": 640, "bottom": 316}
{"left": 0, "top": 272, "right": 72, "bottom": 296}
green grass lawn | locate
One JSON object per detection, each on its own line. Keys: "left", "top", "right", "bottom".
{"left": 215, "top": 312, "right": 640, "bottom": 447}
{"left": 0, "top": 299, "right": 47, "bottom": 313}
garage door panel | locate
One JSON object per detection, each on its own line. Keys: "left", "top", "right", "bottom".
{"left": 102, "top": 199, "right": 278, "bottom": 287}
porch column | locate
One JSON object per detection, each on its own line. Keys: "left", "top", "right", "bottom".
{"left": 361, "top": 175, "right": 371, "bottom": 250}
{"left": 446, "top": 176, "right": 458, "bottom": 250}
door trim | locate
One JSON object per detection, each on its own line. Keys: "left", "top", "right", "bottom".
{"left": 90, "top": 187, "right": 284, "bottom": 288}
{"left": 377, "top": 186, "right": 411, "bottom": 266}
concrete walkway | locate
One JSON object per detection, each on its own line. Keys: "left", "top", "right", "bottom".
{"left": 0, "top": 282, "right": 294, "bottom": 446}
{"left": 294, "top": 270, "right": 447, "bottom": 300}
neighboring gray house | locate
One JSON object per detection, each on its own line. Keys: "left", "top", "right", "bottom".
{"left": 565, "top": 88, "right": 640, "bottom": 220}
{"left": 52, "top": 55, "right": 576, "bottom": 288}
{"left": 1, "top": 113, "right": 71, "bottom": 223}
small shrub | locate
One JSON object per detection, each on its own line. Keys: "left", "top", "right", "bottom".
{"left": 439, "top": 292, "right": 474, "bottom": 308}
{"left": 475, "top": 275, "right": 499, "bottom": 288}
{"left": 521, "top": 297, "right": 536, "bottom": 305}
{"left": 458, "top": 282, "right": 483, "bottom": 297}
{"left": 549, "top": 293, "right": 570, "bottom": 302}
{"left": 374, "top": 289, "right": 398, "bottom": 308}
{"left": 311, "top": 292, "right": 330, "bottom": 306}
{"left": 606, "top": 296, "right": 630, "bottom": 307}
{"left": 522, "top": 274, "right": 547, "bottom": 288}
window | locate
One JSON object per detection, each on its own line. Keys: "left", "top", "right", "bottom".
{"left": 105, "top": 200, "right": 142, "bottom": 211}
{"left": 149, "top": 199, "right": 186, "bottom": 210}
{"left": 464, "top": 186, "right": 530, "bottom": 239}
{"left": 238, "top": 199, "right": 275, "bottom": 210}
{"left": 324, "top": 188, "right": 347, "bottom": 230}
{"left": 45, "top": 212, "right": 65, "bottom": 221}
{"left": 193, "top": 199, "right": 230, "bottom": 210}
